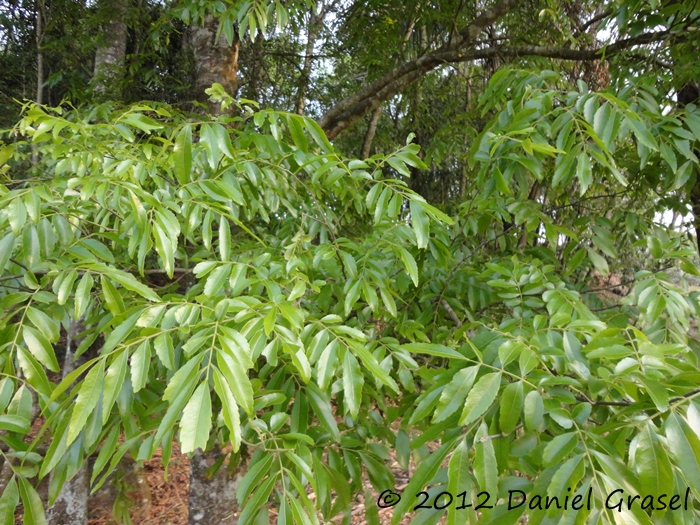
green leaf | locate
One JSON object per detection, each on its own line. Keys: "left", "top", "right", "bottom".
{"left": 237, "top": 454, "right": 275, "bottom": 503}
{"left": 180, "top": 382, "right": 212, "bottom": 453}
{"left": 0, "top": 144, "right": 15, "bottom": 166}
{"left": 387, "top": 156, "right": 410, "bottom": 177}
{"left": 23, "top": 225, "right": 40, "bottom": 269}
{"left": 350, "top": 342, "right": 399, "bottom": 393}
{"left": 474, "top": 421, "right": 498, "bottom": 496}
{"left": 107, "top": 270, "right": 160, "bottom": 302}
{"left": 18, "top": 477, "right": 46, "bottom": 525}
{"left": 543, "top": 432, "right": 578, "bottom": 467}
{"left": 344, "top": 281, "right": 361, "bottom": 316}
{"left": 153, "top": 222, "right": 175, "bottom": 278}
{"left": 433, "top": 366, "right": 479, "bottom": 423}
{"left": 200, "top": 123, "right": 220, "bottom": 169}
{"left": 154, "top": 332, "right": 175, "bottom": 370}
{"left": 447, "top": 439, "right": 471, "bottom": 525}
{"left": 665, "top": 413, "right": 700, "bottom": 488}
{"left": 390, "top": 439, "right": 456, "bottom": 525}
{"left": 216, "top": 350, "right": 254, "bottom": 416}
{"left": 291, "top": 347, "right": 312, "bottom": 383}
{"left": 586, "top": 247, "right": 608, "bottom": 275}
{"left": 0, "top": 379, "right": 14, "bottom": 414}
{"left": 219, "top": 218, "right": 230, "bottom": 262}
{"left": 7, "top": 199, "right": 26, "bottom": 236}
{"left": 101, "top": 275, "right": 125, "bottom": 316}
{"left": 343, "top": 351, "right": 363, "bottom": 418}
{"left": 524, "top": 390, "right": 544, "bottom": 431}
{"left": 397, "top": 247, "right": 419, "bottom": 286}
{"left": 316, "top": 340, "right": 338, "bottom": 391}
{"left": 131, "top": 341, "right": 151, "bottom": 392}
{"left": 57, "top": 269, "right": 78, "bottom": 305}
{"left": 305, "top": 385, "right": 340, "bottom": 441}
{"left": 546, "top": 454, "right": 584, "bottom": 502}
{"left": 402, "top": 343, "right": 466, "bottom": 360}
{"left": 74, "top": 272, "right": 94, "bottom": 319}
{"left": 364, "top": 488, "right": 381, "bottom": 525}
{"left": 16, "top": 347, "right": 52, "bottom": 397}
{"left": 459, "top": 372, "right": 501, "bottom": 425}
{"left": 0, "top": 415, "right": 30, "bottom": 434}
{"left": 410, "top": 200, "right": 429, "bottom": 249}
{"left": 212, "top": 368, "right": 241, "bottom": 452}
{"left": 102, "top": 310, "right": 141, "bottom": 353}
{"left": 659, "top": 141, "right": 677, "bottom": 173}
{"left": 102, "top": 350, "right": 127, "bottom": 424}
{"left": 264, "top": 306, "right": 277, "bottom": 335}
{"left": 152, "top": 375, "right": 198, "bottom": 452}
{"left": 576, "top": 153, "right": 591, "bottom": 195}
{"left": 626, "top": 116, "right": 658, "bottom": 150}
{"left": 163, "top": 354, "right": 204, "bottom": 402}
{"left": 238, "top": 473, "right": 277, "bottom": 525}
{"left": 204, "top": 265, "right": 229, "bottom": 297}
{"left": 0, "top": 233, "right": 15, "bottom": 273}
{"left": 92, "top": 425, "right": 120, "bottom": 483}
{"left": 67, "top": 359, "right": 106, "bottom": 446}
{"left": 288, "top": 115, "right": 309, "bottom": 152}
{"left": 174, "top": 125, "right": 192, "bottom": 184}
{"left": 499, "top": 381, "right": 523, "bottom": 434}
{"left": 0, "top": 476, "right": 19, "bottom": 525}
{"left": 553, "top": 151, "right": 577, "bottom": 187}
{"left": 636, "top": 422, "right": 673, "bottom": 497}
{"left": 22, "top": 326, "right": 59, "bottom": 373}
{"left": 52, "top": 215, "right": 73, "bottom": 246}
{"left": 638, "top": 376, "right": 668, "bottom": 412}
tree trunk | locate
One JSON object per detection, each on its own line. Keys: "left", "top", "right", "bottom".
{"left": 93, "top": 0, "right": 128, "bottom": 97}
{"left": 187, "top": 446, "right": 243, "bottom": 524}
{"left": 46, "top": 466, "right": 89, "bottom": 524}
{"left": 247, "top": 38, "right": 264, "bottom": 105}
{"left": 677, "top": 79, "right": 700, "bottom": 250}
{"left": 361, "top": 106, "right": 382, "bottom": 158}
{"left": 35, "top": 0, "right": 43, "bottom": 105}
{"left": 47, "top": 318, "right": 90, "bottom": 525}
{"left": 295, "top": 2, "right": 324, "bottom": 115}
{"left": 191, "top": 14, "right": 240, "bottom": 115}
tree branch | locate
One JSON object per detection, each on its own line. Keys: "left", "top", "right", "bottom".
{"left": 318, "top": 0, "right": 521, "bottom": 135}
{"left": 319, "top": 21, "right": 686, "bottom": 138}
{"left": 361, "top": 105, "right": 382, "bottom": 158}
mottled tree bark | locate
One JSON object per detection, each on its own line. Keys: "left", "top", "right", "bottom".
{"left": 191, "top": 14, "right": 240, "bottom": 115}
{"left": 47, "top": 466, "right": 89, "bottom": 524}
{"left": 93, "top": 0, "right": 128, "bottom": 97}
{"left": 187, "top": 446, "right": 243, "bottom": 524}
{"left": 47, "top": 318, "right": 89, "bottom": 525}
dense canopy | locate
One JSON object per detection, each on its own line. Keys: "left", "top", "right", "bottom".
{"left": 1, "top": 0, "right": 700, "bottom": 524}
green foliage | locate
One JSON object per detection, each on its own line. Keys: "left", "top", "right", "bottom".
{"left": 2, "top": 46, "right": 700, "bottom": 525}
